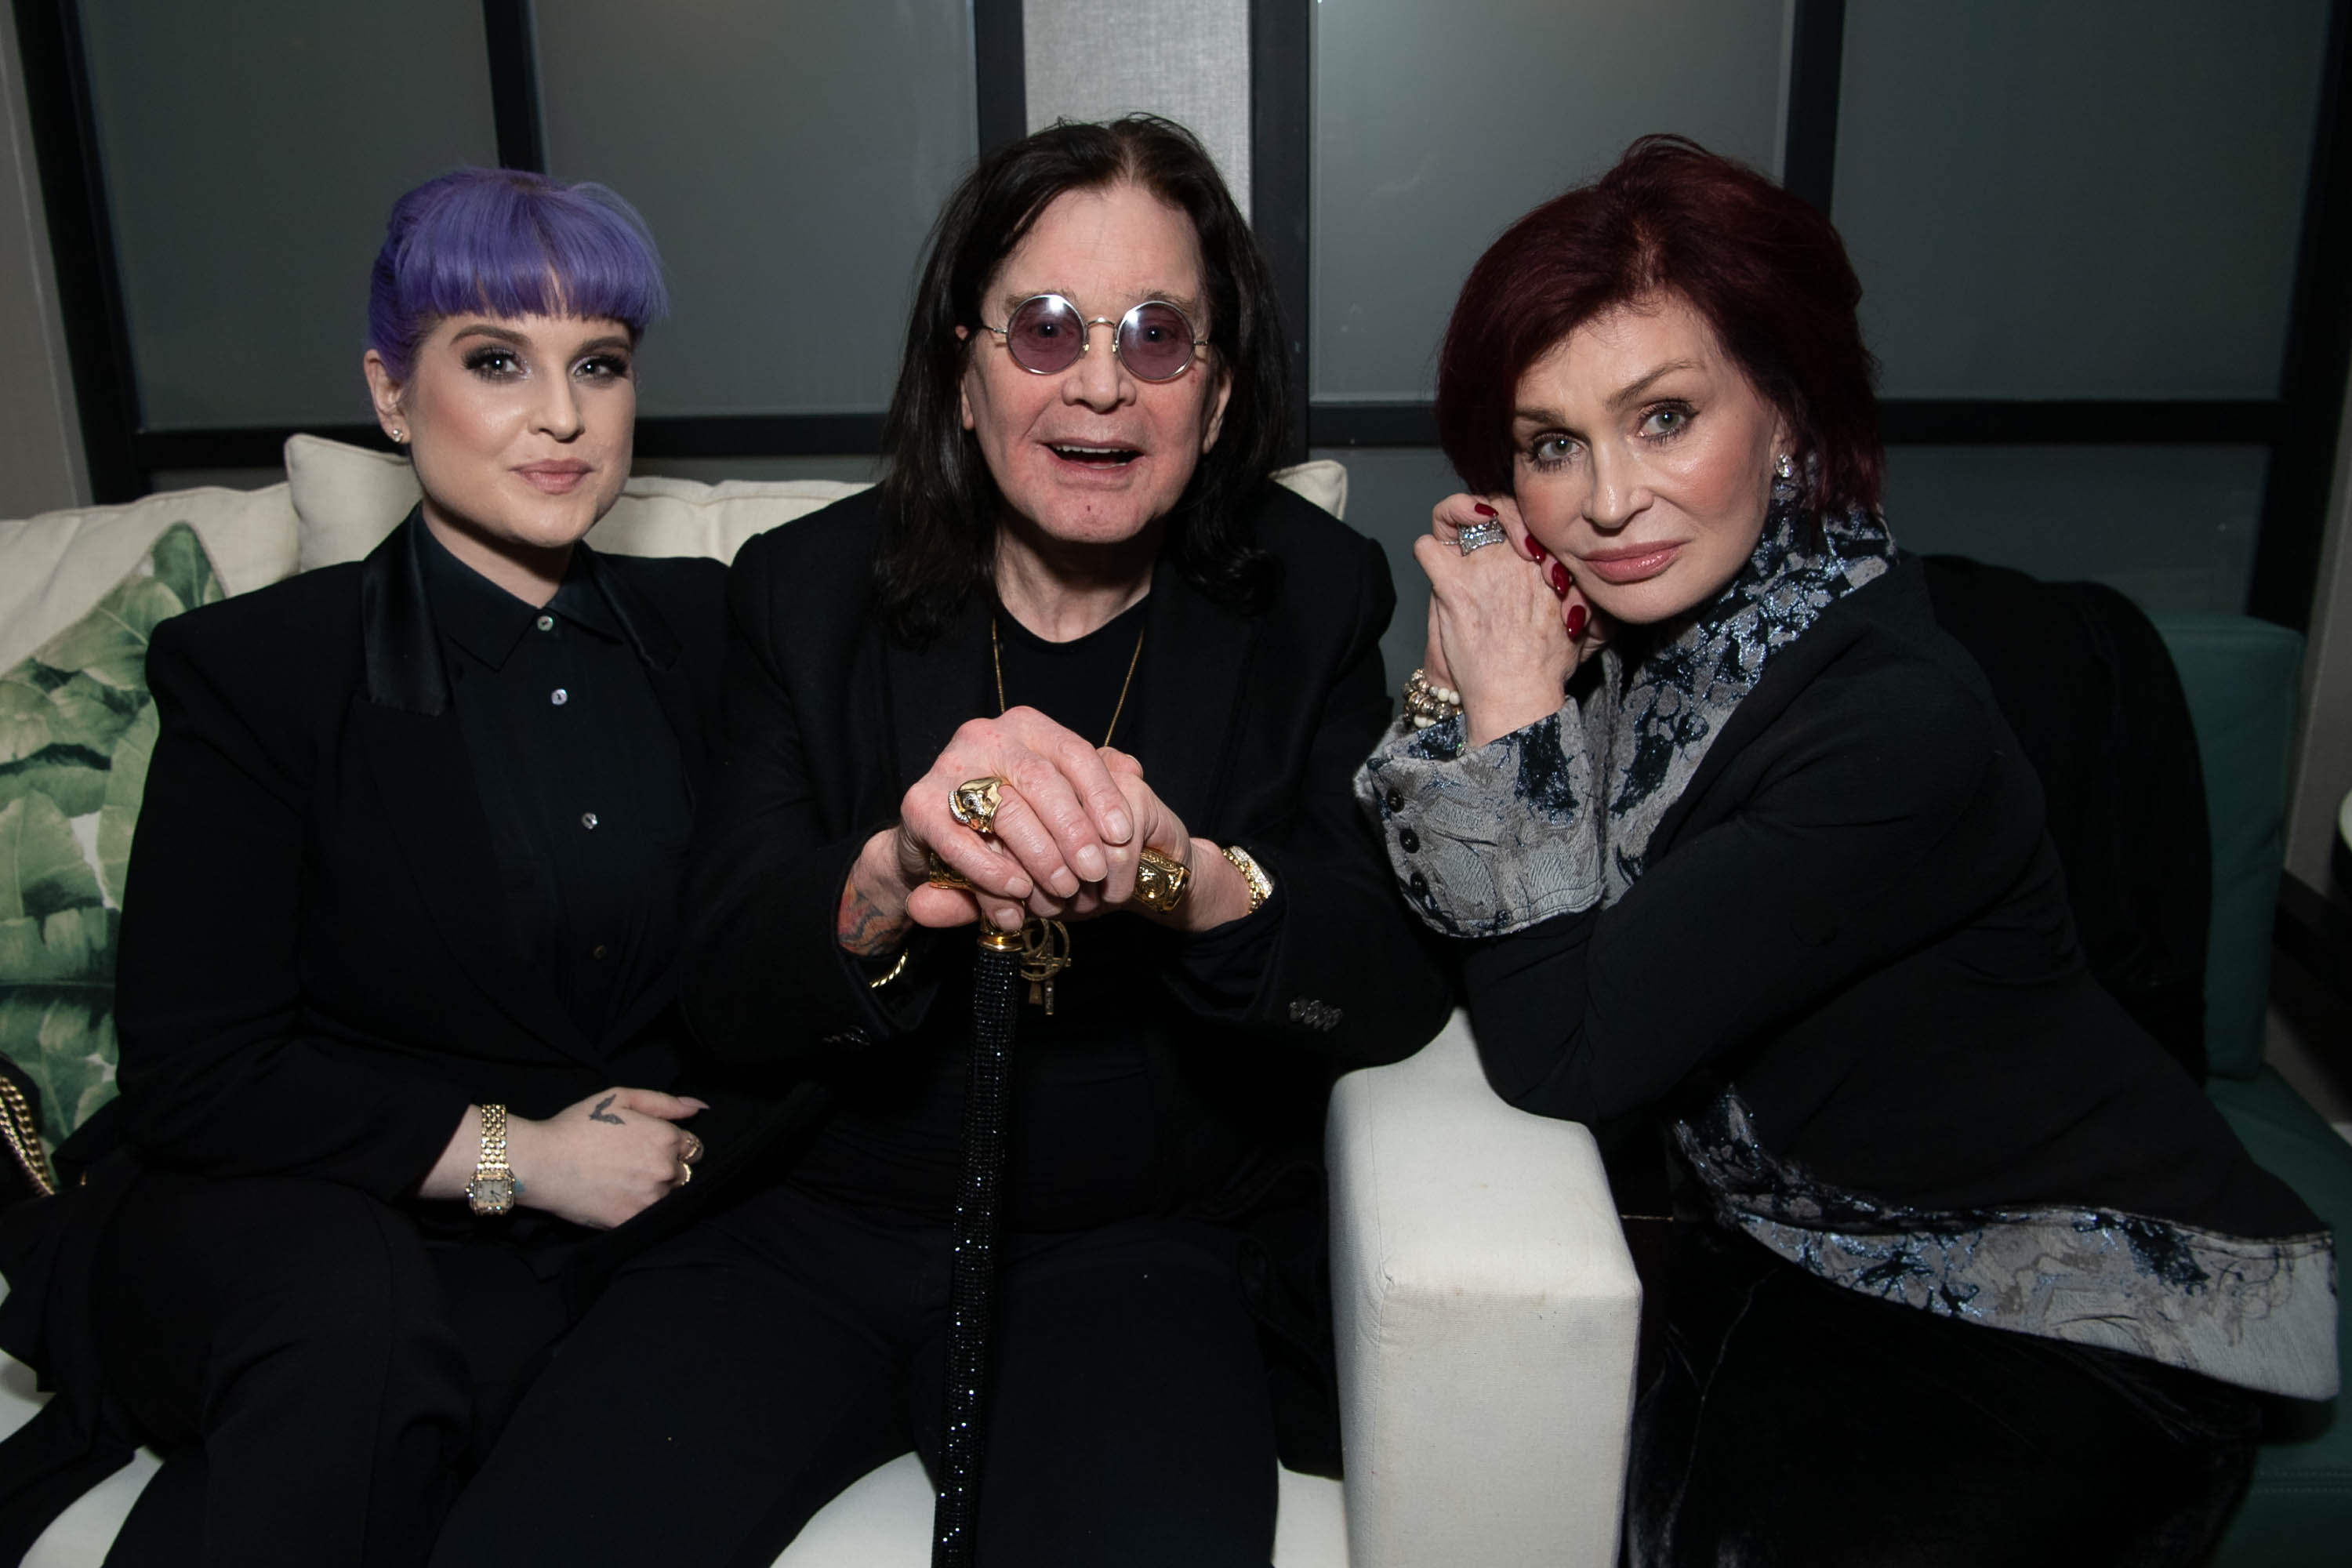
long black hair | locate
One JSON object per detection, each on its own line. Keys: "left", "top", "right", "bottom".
{"left": 875, "top": 115, "right": 1290, "bottom": 642}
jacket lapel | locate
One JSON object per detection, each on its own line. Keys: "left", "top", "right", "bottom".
{"left": 1128, "top": 555, "right": 1255, "bottom": 838}
{"left": 582, "top": 549, "right": 710, "bottom": 807}
{"left": 356, "top": 518, "right": 603, "bottom": 1067}
{"left": 883, "top": 593, "right": 996, "bottom": 797}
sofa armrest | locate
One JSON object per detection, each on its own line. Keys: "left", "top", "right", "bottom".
{"left": 1327, "top": 1009, "right": 1642, "bottom": 1568}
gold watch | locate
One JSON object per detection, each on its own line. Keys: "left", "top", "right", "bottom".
{"left": 1221, "top": 843, "right": 1274, "bottom": 914}
{"left": 465, "top": 1103, "right": 517, "bottom": 1216}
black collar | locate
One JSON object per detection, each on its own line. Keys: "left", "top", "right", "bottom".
{"left": 360, "top": 508, "right": 680, "bottom": 713}
{"left": 416, "top": 517, "right": 624, "bottom": 670}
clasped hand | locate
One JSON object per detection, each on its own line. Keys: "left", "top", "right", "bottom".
{"left": 1417, "top": 494, "right": 1608, "bottom": 747}
{"left": 842, "top": 708, "right": 1247, "bottom": 949}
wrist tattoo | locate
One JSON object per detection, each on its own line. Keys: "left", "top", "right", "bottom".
{"left": 589, "top": 1094, "right": 623, "bottom": 1124}
{"left": 837, "top": 878, "right": 911, "bottom": 959}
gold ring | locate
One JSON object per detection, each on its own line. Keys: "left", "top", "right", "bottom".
{"left": 677, "top": 1160, "right": 694, "bottom": 1186}
{"left": 680, "top": 1132, "right": 704, "bottom": 1164}
{"left": 1134, "top": 848, "right": 1191, "bottom": 913}
{"left": 949, "top": 776, "right": 1006, "bottom": 835}
{"left": 926, "top": 850, "right": 977, "bottom": 892}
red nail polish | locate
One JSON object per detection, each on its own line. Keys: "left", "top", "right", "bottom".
{"left": 1549, "top": 561, "right": 1571, "bottom": 594}
{"left": 1472, "top": 502, "right": 1497, "bottom": 518}
{"left": 1527, "top": 539, "right": 1547, "bottom": 561}
{"left": 1566, "top": 604, "right": 1588, "bottom": 637}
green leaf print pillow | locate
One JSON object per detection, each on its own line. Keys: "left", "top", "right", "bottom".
{"left": 0, "top": 523, "right": 220, "bottom": 1148}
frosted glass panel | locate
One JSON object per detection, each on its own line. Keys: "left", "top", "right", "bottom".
{"left": 538, "top": 0, "right": 976, "bottom": 418}
{"left": 1312, "top": 0, "right": 1789, "bottom": 403}
{"left": 1837, "top": 1, "right": 2326, "bottom": 398}
{"left": 78, "top": 0, "right": 497, "bottom": 428}
{"left": 1312, "top": 446, "right": 1465, "bottom": 691}
{"left": 1884, "top": 445, "right": 2265, "bottom": 614}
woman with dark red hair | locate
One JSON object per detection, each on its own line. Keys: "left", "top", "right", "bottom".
{"left": 1359, "top": 136, "right": 2332, "bottom": 1563}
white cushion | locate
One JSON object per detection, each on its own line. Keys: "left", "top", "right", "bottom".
{"left": 1328, "top": 1012, "right": 1642, "bottom": 1567}
{"left": 1271, "top": 459, "right": 1347, "bottom": 521}
{"left": 282, "top": 434, "right": 869, "bottom": 571}
{"left": 0, "top": 487, "right": 301, "bottom": 675}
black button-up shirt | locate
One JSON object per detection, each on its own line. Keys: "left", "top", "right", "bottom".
{"left": 419, "top": 525, "right": 691, "bottom": 1046}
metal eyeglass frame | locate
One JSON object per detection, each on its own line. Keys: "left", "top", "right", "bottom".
{"left": 978, "top": 293, "right": 1210, "bottom": 383}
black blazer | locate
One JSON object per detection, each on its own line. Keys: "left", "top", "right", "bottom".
{"left": 0, "top": 517, "right": 808, "bottom": 1540}
{"left": 681, "top": 481, "right": 1453, "bottom": 1098}
{"left": 1465, "top": 559, "right": 2316, "bottom": 1241}
{"left": 98, "top": 515, "right": 747, "bottom": 1197}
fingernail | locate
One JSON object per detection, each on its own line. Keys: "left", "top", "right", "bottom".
{"left": 1566, "top": 604, "right": 1588, "bottom": 637}
{"left": 993, "top": 908, "right": 1025, "bottom": 931}
{"left": 1075, "top": 845, "right": 1107, "bottom": 882}
{"left": 1550, "top": 561, "right": 1571, "bottom": 595}
{"left": 1527, "top": 539, "right": 1546, "bottom": 561}
{"left": 684, "top": 1098, "right": 710, "bottom": 1112}
{"left": 1472, "top": 502, "right": 1497, "bottom": 518}
{"left": 1007, "top": 877, "right": 1033, "bottom": 898}
{"left": 1054, "top": 866, "right": 1083, "bottom": 897}
{"left": 1105, "top": 811, "right": 1133, "bottom": 843}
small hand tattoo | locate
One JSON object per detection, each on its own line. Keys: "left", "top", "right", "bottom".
{"left": 589, "top": 1094, "right": 623, "bottom": 1124}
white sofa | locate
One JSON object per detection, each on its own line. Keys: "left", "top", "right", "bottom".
{"left": 0, "top": 440, "right": 1642, "bottom": 1566}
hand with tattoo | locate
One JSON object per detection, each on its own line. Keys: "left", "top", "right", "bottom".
{"left": 421, "top": 1087, "right": 708, "bottom": 1229}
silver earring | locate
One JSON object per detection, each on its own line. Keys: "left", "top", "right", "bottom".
{"left": 1773, "top": 452, "right": 1795, "bottom": 480}
{"left": 389, "top": 429, "right": 405, "bottom": 443}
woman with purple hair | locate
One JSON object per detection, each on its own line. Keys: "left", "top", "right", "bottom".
{"left": 0, "top": 168, "right": 790, "bottom": 1566}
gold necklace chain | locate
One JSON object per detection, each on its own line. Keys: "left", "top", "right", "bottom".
{"left": 985, "top": 611, "right": 1145, "bottom": 1014}
{"left": 989, "top": 615, "right": 1145, "bottom": 747}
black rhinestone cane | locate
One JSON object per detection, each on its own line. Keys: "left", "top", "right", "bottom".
{"left": 931, "top": 925, "right": 1025, "bottom": 1568}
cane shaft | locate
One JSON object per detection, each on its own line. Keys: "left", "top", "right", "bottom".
{"left": 932, "top": 928, "right": 1023, "bottom": 1568}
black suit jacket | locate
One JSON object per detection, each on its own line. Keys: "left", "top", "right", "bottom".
{"left": 681, "top": 481, "right": 1453, "bottom": 1087}
{"left": 100, "top": 515, "right": 748, "bottom": 1196}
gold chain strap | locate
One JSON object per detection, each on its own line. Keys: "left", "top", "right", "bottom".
{"left": 0, "top": 1076, "right": 57, "bottom": 1199}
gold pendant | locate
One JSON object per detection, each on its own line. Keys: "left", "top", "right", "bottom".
{"left": 1016, "top": 917, "right": 1073, "bottom": 1014}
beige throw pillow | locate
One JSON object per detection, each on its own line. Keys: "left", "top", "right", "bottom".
{"left": 0, "top": 487, "right": 299, "bottom": 676}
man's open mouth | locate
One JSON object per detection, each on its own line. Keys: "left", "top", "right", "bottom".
{"left": 1047, "top": 444, "right": 1143, "bottom": 466}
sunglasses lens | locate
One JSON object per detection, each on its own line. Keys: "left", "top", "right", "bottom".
{"left": 1119, "top": 303, "right": 1196, "bottom": 379}
{"left": 1004, "top": 296, "right": 1083, "bottom": 374}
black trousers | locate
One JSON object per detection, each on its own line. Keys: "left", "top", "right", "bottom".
{"left": 433, "top": 1181, "right": 1280, "bottom": 1568}
{"left": 91, "top": 1172, "right": 572, "bottom": 1568}
{"left": 1625, "top": 1225, "right": 2263, "bottom": 1567}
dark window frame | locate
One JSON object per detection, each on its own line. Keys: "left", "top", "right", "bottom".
{"left": 15, "top": 0, "right": 2350, "bottom": 630}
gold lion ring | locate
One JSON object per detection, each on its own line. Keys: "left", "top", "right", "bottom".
{"left": 1134, "top": 848, "right": 1192, "bottom": 913}
{"left": 680, "top": 1131, "right": 704, "bottom": 1164}
{"left": 949, "top": 776, "right": 1007, "bottom": 836}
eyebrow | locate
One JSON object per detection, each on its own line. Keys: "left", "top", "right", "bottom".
{"left": 448, "top": 321, "right": 633, "bottom": 355}
{"left": 1000, "top": 288, "right": 1205, "bottom": 321}
{"left": 1510, "top": 358, "right": 1704, "bottom": 429}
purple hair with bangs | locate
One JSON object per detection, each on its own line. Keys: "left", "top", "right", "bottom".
{"left": 366, "top": 167, "right": 667, "bottom": 382}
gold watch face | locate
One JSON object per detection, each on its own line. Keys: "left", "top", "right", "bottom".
{"left": 466, "top": 1172, "right": 516, "bottom": 1215}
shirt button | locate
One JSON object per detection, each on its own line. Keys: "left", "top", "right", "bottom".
{"left": 1398, "top": 828, "right": 1421, "bottom": 853}
{"left": 1385, "top": 788, "right": 1404, "bottom": 812}
{"left": 581, "top": 811, "right": 598, "bottom": 829}
{"left": 550, "top": 688, "right": 568, "bottom": 706}
{"left": 536, "top": 615, "right": 554, "bottom": 631}
{"left": 592, "top": 944, "right": 608, "bottom": 960}
{"left": 1407, "top": 871, "right": 1428, "bottom": 895}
